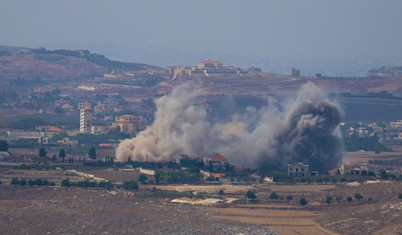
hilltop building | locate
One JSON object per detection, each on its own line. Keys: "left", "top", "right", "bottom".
{"left": 197, "top": 61, "right": 223, "bottom": 70}
{"left": 169, "top": 60, "right": 252, "bottom": 79}
{"left": 79, "top": 107, "right": 92, "bottom": 133}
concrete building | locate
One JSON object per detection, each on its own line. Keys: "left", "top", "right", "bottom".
{"left": 291, "top": 67, "right": 300, "bottom": 77}
{"left": 113, "top": 115, "right": 142, "bottom": 133}
{"left": 197, "top": 60, "right": 223, "bottom": 70}
{"left": 80, "top": 107, "right": 92, "bottom": 133}
{"left": 287, "top": 162, "right": 309, "bottom": 177}
{"left": 340, "top": 163, "right": 353, "bottom": 175}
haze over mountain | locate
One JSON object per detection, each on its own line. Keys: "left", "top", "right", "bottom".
{"left": 1, "top": 1, "right": 402, "bottom": 76}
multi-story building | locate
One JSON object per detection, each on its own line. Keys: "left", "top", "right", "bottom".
{"left": 287, "top": 162, "right": 309, "bottom": 177}
{"left": 291, "top": 67, "right": 300, "bottom": 77}
{"left": 80, "top": 107, "right": 92, "bottom": 133}
{"left": 113, "top": 115, "right": 142, "bottom": 133}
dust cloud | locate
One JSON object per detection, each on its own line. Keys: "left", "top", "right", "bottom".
{"left": 116, "top": 82, "right": 343, "bottom": 172}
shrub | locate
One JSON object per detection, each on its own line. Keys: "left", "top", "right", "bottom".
{"left": 347, "top": 196, "right": 353, "bottom": 202}
{"left": 34, "top": 179, "right": 43, "bottom": 186}
{"left": 50, "top": 181, "right": 56, "bottom": 186}
{"left": 138, "top": 174, "right": 148, "bottom": 184}
{"left": 341, "top": 177, "right": 346, "bottom": 182}
{"left": 77, "top": 180, "right": 90, "bottom": 187}
{"left": 206, "top": 176, "right": 215, "bottom": 181}
{"left": 326, "top": 196, "right": 333, "bottom": 204}
{"left": 398, "top": 193, "right": 402, "bottom": 199}
{"left": 98, "top": 181, "right": 113, "bottom": 190}
{"left": 11, "top": 177, "right": 19, "bottom": 185}
{"left": 354, "top": 193, "right": 363, "bottom": 200}
{"left": 270, "top": 192, "right": 279, "bottom": 199}
{"left": 218, "top": 189, "right": 225, "bottom": 195}
{"left": 123, "top": 180, "right": 139, "bottom": 190}
{"left": 299, "top": 197, "right": 307, "bottom": 206}
{"left": 246, "top": 190, "right": 256, "bottom": 200}
{"left": 286, "top": 195, "right": 293, "bottom": 200}
{"left": 0, "top": 180, "right": 2, "bottom": 185}
{"left": 28, "top": 179, "right": 35, "bottom": 186}
{"left": 19, "top": 179, "right": 27, "bottom": 186}
{"left": 61, "top": 178, "right": 70, "bottom": 187}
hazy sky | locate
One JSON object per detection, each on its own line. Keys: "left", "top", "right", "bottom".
{"left": 1, "top": 0, "right": 402, "bottom": 73}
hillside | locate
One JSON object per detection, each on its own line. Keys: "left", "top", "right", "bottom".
{"left": 1, "top": 46, "right": 402, "bottom": 122}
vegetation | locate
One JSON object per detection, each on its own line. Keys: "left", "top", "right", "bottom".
{"left": 354, "top": 193, "right": 363, "bottom": 200}
{"left": 299, "top": 197, "right": 307, "bottom": 206}
{"left": 154, "top": 170, "right": 203, "bottom": 184}
{"left": 344, "top": 135, "right": 392, "bottom": 152}
{"left": 398, "top": 193, "right": 402, "bottom": 199}
{"left": 39, "top": 148, "right": 47, "bottom": 158}
{"left": 11, "top": 117, "right": 47, "bottom": 130}
{"left": 347, "top": 196, "right": 353, "bottom": 202}
{"left": 59, "top": 149, "right": 66, "bottom": 163}
{"left": 11, "top": 177, "right": 19, "bottom": 185}
{"left": 286, "top": 195, "right": 293, "bottom": 201}
{"left": 270, "top": 192, "right": 279, "bottom": 199}
{"left": 138, "top": 174, "right": 148, "bottom": 184}
{"left": 326, "top": 196, "right": 333, "bottom": 204}
{"left": 246, "top": 190, "right": 256, "bottom": 200}
{"left": 122, "top": 180, "right": 139, "bottom": 190}
{"left": 218, "top": 189, "right": 225, "bottom": 195}
{"left": 88, "top": 146, "right": 97, "bottom": 159}
{"left": 61, "top": 178, "right": 70, "bottom": 187}
{"left": 0, "top": 140, "right": 8, "bottom": 152}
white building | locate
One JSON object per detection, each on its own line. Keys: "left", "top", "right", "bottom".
{"left": 80, "top": 107, "right": 92, "bottom": 133}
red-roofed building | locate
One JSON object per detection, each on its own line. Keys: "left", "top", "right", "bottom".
{"left": 340, "top": 163, "right": 353, "bottom": 175}
{"left": 210, "top": 173, "right": 226, "bottom": 180}
{"left": 329, "top": 167, "right": 340, "bottom": 176}
{"left": 204, "top": 153, "right": 229, "bottom": 172}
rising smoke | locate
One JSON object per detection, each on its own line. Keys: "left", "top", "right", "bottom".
{"left": 116, "top": 82, "right": 343, "bottom": 172}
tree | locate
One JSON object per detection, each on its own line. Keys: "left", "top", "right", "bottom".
{"left": 299, "top": 197, "right": 307, "bottom": 206}
{"left": 286, "top": 195, "right": 293, "bottom": 200}
{"left": 88, "top": 146, "right": 97, "bottom": 159}
{"left": 398, "top": 193, "right": 402, "bottom": 199}
{"left": 354, "top": 193, "right": 363, "bottom": 200}
{"left": 270, "top": 192, "right": 279, "bottom": 199}
{"left": 0, "top": 140, "right": 8, "bottom": 152}
{"left": 39, "top": 148, "right": 47, "bottom": 158}
{"left": 246, "top": 190, "right": 256, "bottom": 200}
{"left": 59, "top": 149, "right": 66, "bottom": 163}
{"left": 11, "top": 178, "right": 19, "bottom": 185}
{"left": 61, "top": 178, "right": 70, "bottom": 187}
{"left": 347, "top": 196, "right": 353, "bottom": 202}
{"left": 122, "top": 180, "right": 139, "bottom": 190}
{"left": 138, "top": 174, "right": 148, "bottom": 184}
{"left": 19, "top": 179, "right": 27, "bottom": 186}
{"left": 326, "top": 196, "right": 333, "bottom": 204}
{"left": 218, "top": 189, "right": 225, "bottom": 195}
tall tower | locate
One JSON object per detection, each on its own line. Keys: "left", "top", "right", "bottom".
{"left": 80, "top": 107, "right": 92, "bottom": 133}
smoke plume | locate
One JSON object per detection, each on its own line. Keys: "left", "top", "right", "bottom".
{"left": 116, "top": 82, "right": 343, "bottom": 172}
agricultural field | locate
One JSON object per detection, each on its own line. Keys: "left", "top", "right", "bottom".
{"left": 1, "top": 164, "right": 401, "bottom": 234}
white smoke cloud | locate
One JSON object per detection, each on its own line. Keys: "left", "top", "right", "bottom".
{"left": 116, "top": 82, "right": 343, "bottom": 171}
